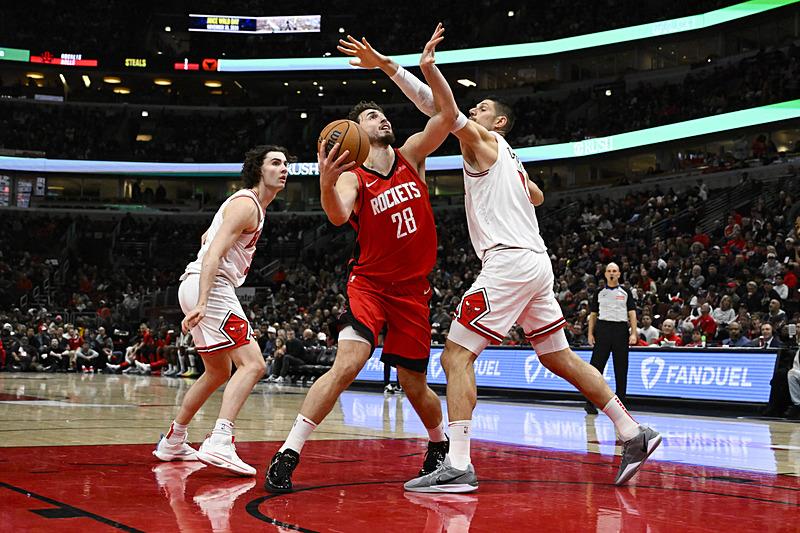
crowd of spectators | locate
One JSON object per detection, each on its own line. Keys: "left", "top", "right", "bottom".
{"left": 512, "top": 44, "right": 800, "bottom": 147}
{"left": 2, "top": 177, "right": 798, "bottom": 371}
{"left": 2, "top": 0, "right": 738, "bottom": 61}
{"left": 4, "top": 42, "right": 799, "bottom": 163}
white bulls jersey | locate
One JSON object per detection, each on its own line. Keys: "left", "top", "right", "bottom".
{"left": 183, "top": 189, "right": 264, "bottom": 287}
{"left": 462, "top": 132, "right": 547, "bottom": 260}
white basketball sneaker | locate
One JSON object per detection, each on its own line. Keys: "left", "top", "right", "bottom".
{"left": 153, "top": 433, "right": 199, "bottom": 462}
{"left": 196, "top": 433, "right": 256, "bottom": 476}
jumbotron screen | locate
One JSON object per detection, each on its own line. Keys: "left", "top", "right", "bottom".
{"left": 188, "top": 14, "right": 321, "bottom": 34}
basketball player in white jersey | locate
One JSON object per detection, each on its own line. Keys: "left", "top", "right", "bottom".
{"left": 152, "top": 145, "right": 289, "bottom": 476}
{"left": 340, "top": 27, "right": 661, "bottom": 492}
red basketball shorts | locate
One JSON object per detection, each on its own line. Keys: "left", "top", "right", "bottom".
{"left": 339, "top": 274, "right": 432, "bottom": 373}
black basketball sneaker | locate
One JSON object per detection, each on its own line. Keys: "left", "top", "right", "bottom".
{"left": 265, "top": 449, "right": 300, "bottom": 493}
{"left": 419, "top": 437, "right": 449, "bottom": 476}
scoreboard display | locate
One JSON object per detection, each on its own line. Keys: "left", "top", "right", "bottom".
{"left": 188, "top": 14, "right": 320, "bottom": 34}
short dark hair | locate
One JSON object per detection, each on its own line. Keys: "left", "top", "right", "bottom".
{"left": 486, "top": 96, "right": 516, "bottom": 134}
{"left": 241, "top": 145, "right": 292, "bottom": 188}
{"left": 348, "top": 101, "right": 384, "bottom": 123}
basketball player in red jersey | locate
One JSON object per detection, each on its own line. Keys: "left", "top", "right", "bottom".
{"left": 153, "top": 146, "right": 289, "bottom": 476}
{"left": 341, "top": 25, "right": 661, "bottom": 492}
{"left": 266, "top": 27, "right": 457, "bottom": 493}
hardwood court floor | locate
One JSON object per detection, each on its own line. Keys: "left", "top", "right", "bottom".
{"left": 1, "top": 373, "right": 798, "bottom": 532}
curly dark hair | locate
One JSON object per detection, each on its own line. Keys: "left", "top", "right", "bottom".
{"left": 347, "top": 101, "right": 385, "bottom": 123}
{"left": 241, "top": 145, "right": 293, "bottom": 188}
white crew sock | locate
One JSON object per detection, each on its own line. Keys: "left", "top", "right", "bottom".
{"left": 211, "top": 418, "right": 234, "bottom": 438}
{"left": 279, "top": 414, "right": 318, "bottom": 454}
{"left": 166, "top": 420, "right": 188, "bottom": 444}
{"left": 448, "top": 420, "right": 472, "bottom": 470}
{"left": 602, "top": 396, "right": 640, "bottom": 442}
{"left": 426, "top": 420, "right": 447, "bottom": 443}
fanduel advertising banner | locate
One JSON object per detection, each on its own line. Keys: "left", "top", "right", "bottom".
{"left": 356, "top": 347, "right": 776, "bottom": 402}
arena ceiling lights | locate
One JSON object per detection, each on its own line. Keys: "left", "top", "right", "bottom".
{"left": 216, "top": 0, "right": 798, "bottom": 72}
{"left": 2, "top": 99, "right": 799, "bottom": 175}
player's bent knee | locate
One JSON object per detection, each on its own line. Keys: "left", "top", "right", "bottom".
{"left": 538, "top": 346, "right": 576, "bottom": 374}
{"left": 440, "top": 345, "right": 476, "bottom": 373}
{"left": 330, "top": 361, "right": 362, "bottom": 385}
{"left": 397, "top": 370, "right": 427, "bottom": 396}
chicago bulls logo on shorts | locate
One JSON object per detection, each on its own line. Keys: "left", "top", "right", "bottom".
{"left": 455, "top": 288, "right": 504, "bottom": 344}
{"left": 221, "top": 312, "right": 249, "bottom": 345}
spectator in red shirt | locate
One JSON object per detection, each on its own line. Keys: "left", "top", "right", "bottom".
{"left": 691, "top": 226, "right": 710, "bottom": 249}
{"left": 785, "top": 262, "right": 798, "bottom": 290}
{"left": 655, "top": 319, "right": 683, "bottom": 346}
{"left": 691, "top": 303, "right": 717, "bottom": 339}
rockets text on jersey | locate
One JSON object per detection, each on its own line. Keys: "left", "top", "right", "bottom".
{"left": 348, "top": 149, "right": 437, "bottom": 283}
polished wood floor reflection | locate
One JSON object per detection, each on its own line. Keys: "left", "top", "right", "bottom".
{"left": 1, "top": 373, "right": 798, "bottom": 532}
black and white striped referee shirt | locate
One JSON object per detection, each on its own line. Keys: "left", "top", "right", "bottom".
{"left": 589, "top": 285, "right": 635, "bottom": 323}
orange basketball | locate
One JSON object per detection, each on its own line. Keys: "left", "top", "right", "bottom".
{"left": 318, "top": 119, "right": 370, "bottom": 168}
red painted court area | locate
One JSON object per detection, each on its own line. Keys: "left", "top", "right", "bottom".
{"left": 1, "top": 438, "right": 798, "bottom": 532}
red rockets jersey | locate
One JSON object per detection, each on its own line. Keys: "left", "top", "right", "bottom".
{"left": 348, "top": 149, "right": 437, "bottom": 283}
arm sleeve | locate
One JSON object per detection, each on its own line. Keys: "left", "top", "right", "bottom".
{"left": 390, "top": 66, "right": 468, "bottom": 132}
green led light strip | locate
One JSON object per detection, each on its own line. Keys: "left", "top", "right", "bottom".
{"left": 0, "top": 46, "right": 30, "bottom": 62}
{"left": 219, "top": 0, "right": 798, "bottom": 72}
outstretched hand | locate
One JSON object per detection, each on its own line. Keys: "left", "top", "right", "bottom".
{"left": 420, "top": 23, "right": 445, "bottom": 69}
{"left": 337, "top": 35, "right": 388, "bottom": 70}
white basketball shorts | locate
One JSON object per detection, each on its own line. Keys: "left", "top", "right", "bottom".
{"left": 448, "top": 248, "right": 568, "bottom": 356}
{"left": 178, "top": 274, "right": 252, "bottom": 356}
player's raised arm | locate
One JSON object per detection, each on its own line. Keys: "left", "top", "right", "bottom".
{"left": 318, "top": 142, "right": 358, "bottom": 226}
{"left": 400, "top": 24, "right": 459, "bottom": 163}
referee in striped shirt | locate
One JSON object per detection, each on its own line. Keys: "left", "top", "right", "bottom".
{"left": 584, "top": 262, "right": 638, "bottom": 414}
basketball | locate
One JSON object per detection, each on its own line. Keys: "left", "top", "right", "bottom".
{"left": 318, "top": 119, "right": 370, "bottom": 168}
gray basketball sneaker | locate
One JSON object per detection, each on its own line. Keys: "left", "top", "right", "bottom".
{"left": 404, "top": 456, "right": 479, "bottom": 493}
{"left": 615, "top": 426, "right": 662, "bottom": 485}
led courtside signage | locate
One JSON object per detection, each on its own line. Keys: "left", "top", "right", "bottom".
{"left": 355, "top": 347, "right": 775, "bottom": 402}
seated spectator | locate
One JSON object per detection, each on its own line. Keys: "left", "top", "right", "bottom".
{"left": 74, "top": 341, "right": 100, "bottom": 372}
{"left": 767, "top": 299, "right": 787, "bottom": 330}
{"left": 722, "top": 322, "right": 751, "bottom": 347}
{"left": 761, "top": 253, "right": 783, "bottom": 279}
{"left": 9, "top": 336, "right": 35, "bottom": 372}
{"left": 273, "top": 329, "right": 310, "bottom": 383}
{"left": 691, "top": 303, "right": 717, "bottom": 339}
{"left": 685, "top": 329, "right": 706, "bottom": 348}
{"left": 264, "top": 338, "right": 287, "bottom": 382}
{"left": 774, "top": 276, "right": 789, "bottom": 301}
{"left": 564, "top": 322, "right": 586, "bottom": 347}
{"left": 711, "top": 295, "right": 736, "bottom": 330}
{"left": 655, "top": 319, "right": 683, "bottom": 346}
{"left": 749, "top": 323, "right": 783, "bottom": 349}
{"left": 637, "top": 314, "right": 660, "bottom": 344}
{"left": 42, "top": 337, "right": 70, "bottom": 371}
